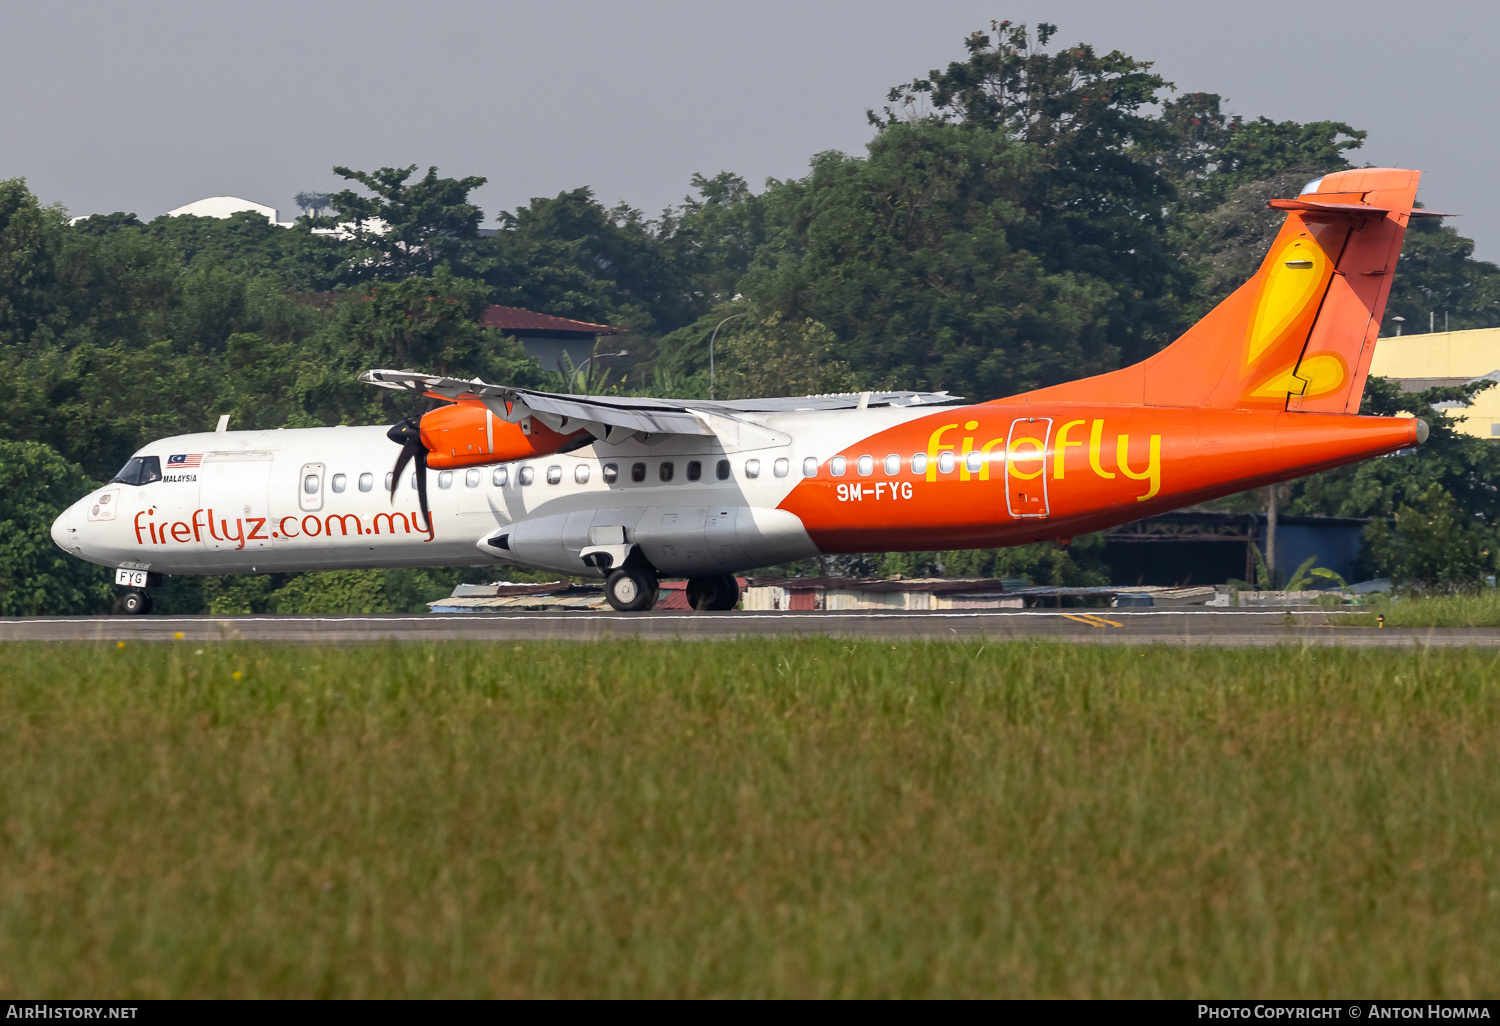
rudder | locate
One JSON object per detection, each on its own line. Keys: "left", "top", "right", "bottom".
{"left": 1017, "top": 168, "right": 1423, "bottom": 413}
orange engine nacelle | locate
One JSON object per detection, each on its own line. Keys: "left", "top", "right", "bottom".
{"left": 420, "top": 401, "right": 586, "bottom": 470}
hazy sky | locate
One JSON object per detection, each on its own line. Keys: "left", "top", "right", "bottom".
{"left": 5, "top": 0, "right": 1496, "bottom": 259}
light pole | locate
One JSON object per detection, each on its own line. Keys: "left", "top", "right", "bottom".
{"left": 575, "top": 350, "right": 628, "bottom": 392}
{"left": 708, "top": 312, "right": 749, "bottom": 400}
{"left": 1390, "top": 315, "right": 1405, "bottom": 337}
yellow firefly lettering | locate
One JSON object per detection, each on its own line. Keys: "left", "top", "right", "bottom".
{"left": 1054, "top": 419, "right": 1086, "bottom": 479}
{"left": 1117, "top": 433, "right": 1162, "bottom": 500}
{"left": 1088, "top": 419, "right": 1115, "bottom": 479}
{"left": 926, "top": 424, "right": 958, "bottom": 482}
{"left": 959, "top": 420, "right": 979, "bottom": 481}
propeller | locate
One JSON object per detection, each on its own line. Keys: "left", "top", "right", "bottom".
{"left": 387, "top": 415, "right": 431, "bottom": 528}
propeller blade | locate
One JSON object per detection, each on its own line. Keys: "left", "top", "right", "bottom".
{"left": 414, "top": 449, "right": 430, "bottom": 528}
{"left": 387, "top": 418, "right": 420, "bottom": 503}
{"left": 384, "top": 414, "right": 431, "bottom": 528}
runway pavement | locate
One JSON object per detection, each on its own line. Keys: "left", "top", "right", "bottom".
{"left": 1, "top": 609, "right": 1498, "bottom": 646}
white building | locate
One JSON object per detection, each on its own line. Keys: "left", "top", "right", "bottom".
{"left": 165, "top": 196, "right": 298, "bottom": 228}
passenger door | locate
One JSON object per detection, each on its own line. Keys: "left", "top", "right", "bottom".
{"left": 199, "top": 451, "right": 275, "bottom": 550}
{"left": 1005, "top": 417, "right": 1052, "bottom": 518}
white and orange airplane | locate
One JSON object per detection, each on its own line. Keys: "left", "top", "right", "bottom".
{"left": 53, "top": 168, "right": 1436, "bottom": 614}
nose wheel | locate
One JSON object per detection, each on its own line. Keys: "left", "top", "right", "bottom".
{"left": 120, "top": 590, "right": 153, "bottom": 615}
{"left": 605, "top": 568, "right": 659, "bottom": 612}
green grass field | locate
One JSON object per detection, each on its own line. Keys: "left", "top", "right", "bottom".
{"left": 2, "top": 640, "right": 1497, "bottom": 998}
{"left": 1348, "top": 590, "right": 1500, "bottom": 628}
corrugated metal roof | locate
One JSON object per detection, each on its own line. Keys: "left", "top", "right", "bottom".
{"left": 479, "top": 305, "right": 624, "bottom": 336}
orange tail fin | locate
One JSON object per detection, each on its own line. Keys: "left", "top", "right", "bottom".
{"left": 1020, "top": 168, "right": 1423, "bottom": 413}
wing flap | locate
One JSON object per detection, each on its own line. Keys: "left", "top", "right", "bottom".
{"left": 359, "top": 369, "right": 961, "bottom": 441}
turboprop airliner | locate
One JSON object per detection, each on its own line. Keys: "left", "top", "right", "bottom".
{"left": 52, "top": 168, "right": 1437, "bottom": 613}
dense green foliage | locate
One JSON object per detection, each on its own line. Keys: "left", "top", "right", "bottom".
{"left": 3, "top": 19, "right": 1499, "bottom": 611}
{"left": 0, "top": 440, "right": 112, "bottom": 614}
{"left": 2, "top": 639, "right": 1498, "bottom": 997}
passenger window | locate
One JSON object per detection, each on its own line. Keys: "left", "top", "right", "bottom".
{"left": 603, "top": 463, "right": 618, "bottom": 484}
{"left": 519, "top": 465, "right": 535, "bottom": 485}
{"left": 330, "top": 474, "right": 346, "bottom": 493}
{"left": 465, "top": 469, "right": 480, "bottom": 488}
{"left": 966, "top": 451, "right": 984, "bottom": 474}
{"left": 911, "top": 453, "right": 929, "bottom": 475}
{"left": 574, "top": 465, "right": 590, "bottom": 484}
{"left": 937, "top": 452, "right": 956, "bottom": 474}
{"left": 659, "top": 462, "right": 674, "bottom": 482}
{"left": 631, "top": 462, "right": 646, "bottom": 483}
{"left": 304, "top": 474, "right": 320, "bottom": 495}
{"left": 438, "top": 471, "right": 453, "bottom": 489}
{"left": 716, "top": 460, "right": 730, "bottom": 480}
{"left": 493, "top": 466, "right": 508, "bottom": 487}
{"left": 385, "top": 472, "right": 393, "bottom": 491}
{"left": 803, "top": 457, "right": 818, "bottom": 478}
{"left": 857, "top": 455, "right": 874, "bottom": 477}
{"left": 687, "top": 460, "right": 702, "bottom": 481}
{"left": 546, "top": 465, "right": 562, "bottom": 485}
{"left": 830, "top": 456, "right": 847, "bottom": 477}
{"left": 741, "top": 459, "right": 757, "bottom": 479}
{"left": 884, "top": 454, "right": 900, "bottom": 476}
{"left": 774, "top": 458, "right": 789, "bottom": 478}
{"left": 359, "top": 472, "right": 374, "bottom": 492}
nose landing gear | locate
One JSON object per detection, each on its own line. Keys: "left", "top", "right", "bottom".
{"left": 120, "top": 590, "right": 153, "bottom": 615}
{"left": 114, "top": 569, "right": 161, "bottom": 615}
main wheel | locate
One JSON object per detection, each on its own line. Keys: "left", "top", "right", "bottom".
{"left": 686, "top": 574, "right": 740, "bottom": 611}
{"left": 605, "top": 567, "right": 659, "bottom": 612}
{"left": 121, "top": 591, "right": 152, "bottom": 615}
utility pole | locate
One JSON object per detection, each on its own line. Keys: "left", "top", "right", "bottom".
{"left": 1265, "top": 484, "right": 1279, "bottom": 589}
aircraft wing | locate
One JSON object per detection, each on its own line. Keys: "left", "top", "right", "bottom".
{"left": 359, "top": 369, "right": 962, "bottom": 442}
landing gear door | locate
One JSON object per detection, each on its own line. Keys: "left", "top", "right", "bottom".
{"left": 199, "top": 451, "right": 275, "bottom": 550}
{"left": 1005, "top": 418, "right": 1052, "bottom": 518}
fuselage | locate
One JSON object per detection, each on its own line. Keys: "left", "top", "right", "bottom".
{"left": 52, "top": 401, "right": 1423, "bottom": 580}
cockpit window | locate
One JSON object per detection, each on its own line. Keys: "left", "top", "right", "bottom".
{"left": 110, "top": 455, "right": 162, "bottom": 486}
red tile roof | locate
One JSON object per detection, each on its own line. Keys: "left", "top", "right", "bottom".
{"left": 479, "top": 305, "right": 624, "bottom": 336}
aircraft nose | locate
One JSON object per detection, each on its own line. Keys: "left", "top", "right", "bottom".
{"left": 51, "top": 505, "right": 76, "bottom": 553}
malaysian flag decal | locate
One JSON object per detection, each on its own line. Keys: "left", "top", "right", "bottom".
{"left": 167, "top": 453, "right": 203, "bottom": 467}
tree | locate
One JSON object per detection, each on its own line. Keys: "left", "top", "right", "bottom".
{"left": 713, "top": 313, "right": 858, "bottom": 398}
{"left": 309, "top": 165, "right": 488, "bottom": 280}
{"left": 871, "top": 21, "right": 1186, "bottom": 367}
{"left": 744, "top": 121, "right": 1118, "bottom": 398}
{"left": 1151, "top": 92, "right": 1363, "bottom": 208}
{"left": 1385, "top": 216, "right": 1500, "bottom": 333}
{"left": 0, "top": 178, "right": 69, "bottom": 350}
{"left": 489, "top": 187, "right": 696, "bottom": 335}
{"left": 1365, "top": 484, "right": 1497, "bottom": 592}
{"left": 0, "top": 440, "right": 112, "bottom": 614}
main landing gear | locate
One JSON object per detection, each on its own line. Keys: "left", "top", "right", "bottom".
{"left": 603, "top": 569, "right": 742, "bottom": 613}
{"left": 686, "top": 574, "right": 740, "bottom": 612}
{"left": 605, "top": 567, "right": 660, "bottom": 612}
